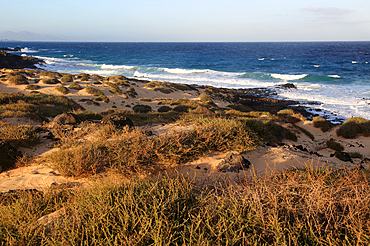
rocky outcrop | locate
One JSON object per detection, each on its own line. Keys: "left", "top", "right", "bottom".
{"left": 217, "top": 152, "right": 251, "bottom": 173}
{"left": 0, "top": 51, "right": 44, "bottom": 69}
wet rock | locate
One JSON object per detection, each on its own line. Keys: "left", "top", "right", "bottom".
{"left": 217, "top": 152, "right": 251, "bottom": 173}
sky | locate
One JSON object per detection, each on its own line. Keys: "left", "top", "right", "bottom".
{"left": 1, "top": 0, "right": 370, "bottom": 42}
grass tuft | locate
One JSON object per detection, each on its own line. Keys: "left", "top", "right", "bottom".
{"left": 337, "top": 117, "right": 370, "bottom": 138}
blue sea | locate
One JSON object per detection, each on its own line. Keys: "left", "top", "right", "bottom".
{"left": 1, "top": 41, "right": 370, "bottom": 122}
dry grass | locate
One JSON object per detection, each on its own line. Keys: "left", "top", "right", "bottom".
{"left": 1, "top": 166, "right": 370, "bottom": 245}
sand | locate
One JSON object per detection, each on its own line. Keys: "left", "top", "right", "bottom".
{"left": 1, "top": 69, "right": 369, "bottom": 192}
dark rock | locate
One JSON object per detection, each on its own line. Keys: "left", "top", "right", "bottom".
{"left": 265, "top": 142, "right": 277, "bottom": 147}
{"left": 101, "top": 115, "right": 134, "bottom": 128}
{"left": 53, "top": 113, "right": 79, "bottom": 125}
{"left": 217, "top": 152, "right": 251, "bottom": 173}
{"left": 295, "top": 145, "right": 309, "bottom": 152}
{"left": 333, "top": 151, "right": 353, "bottom": 162}
{"left": 0, "top": 139, "right": 22, "bottom": 173}
{"left": 0, "top": 51, "right": 44, "bottom": 69}
{"left": 276, "top": 83, "right": 297, "bottom": 89}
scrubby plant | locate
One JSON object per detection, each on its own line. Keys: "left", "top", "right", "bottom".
{"left": 85, "top": 86, "right": 105, "bottom": 97}
{"left": 139, "top": 98, "right": 152, "bottom": 102}
{"left": 69, "top": 82, "right": 82, "bottom": 90}
{"left": 126, "top": 87, "right": 137, "bottom": 97}
{"left": 326, "top": 138, "right": 344, "bottom": 152}
{"left": 337, "top": 117, "right": 370, "bottom": 138}
{"left": 77, "top": 73, "right": 90, "bottom": 81}
{"left": 173, "top": 105, "right": 189, "bottom": 112}
{"left": 313, "top": 116, "right": 334, "bottom": 132}
{"left": 158, "top": 105, "right": 172, "bottom": 113}
{"left": 133, "top": 104, "right": 152, "bottom": 113}
{"left": 61, "top": 74, "right": 73, "bottom": 83}
{"left": 0, "top": 121, "right": 39, "bottom": 147}
{"left": 25, "top": 84, "right": 40, "bottom": 90}
{"left": 277, "top": 109, "right": 306, "bottom": 123}
{"left": 7, "top": 74, "right": 28, "bottom": 85}
{"left": 199, "top": 93, "right": 213, "bottom": 103}
{"left": 227, "top": 104, "right": 252, "bottom": 112}
{"left": 0, "top": 92, "right": 83, "bottom": 120}
{"left": 42, "top": 78, "right": 59, "bottom": 84}
{"left": 55, "top": 85, "right": 69, "bottom": 95}
{"left": 104, "top": 81, "right": 122, "bottom": 94}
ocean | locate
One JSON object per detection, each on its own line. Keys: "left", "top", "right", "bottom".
{"left": 1, "top": 41, "right": 370, "bottom": 122}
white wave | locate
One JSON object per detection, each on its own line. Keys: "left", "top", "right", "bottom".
{"left": 258, "top": 58, "right": 265, "bottom": 61}
{"left": 20, "top": 47, "right": 38, "bottom": 53}
{"left": 163, "top": 68, "right": 209, "bottom": 74}
{"left": 328, "top": 75, "right": 341, "bottom": 78}
{"left": 313, "top": 65, "right": 320, "bottom": 68}
{"left": 271, "top": 73, "right": 308, "bottom": 81}
{"left": 101, "top": 64, "right": 137, "bottom": 70}
{"left": 352, "top": 61, "right": 359, "bottom": 64}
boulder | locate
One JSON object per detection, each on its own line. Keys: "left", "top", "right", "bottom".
{"left": 101, "top": 115, "right": 134, "bottom": 128}
{"left": 0, "top": 139, "right": 21, "bottom": 172}
{"left": 216, "top": 152, "right": 251, "bottom": 173}
{"left": 53, "top": 113, "right": 79, "bottom": 125}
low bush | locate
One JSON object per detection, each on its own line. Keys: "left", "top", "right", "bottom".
{"left": 78, "top": 73, "right": 90, "bottom": 81}
{"left": 133, "top": 104, "right": 152, "bottom": 113}
{"left": 25, "top": 84, "right": 40, "bottom": 90}
{"left": 326, "top": 138, "right": 344, "bottom": 152}
{"left": 139, "top": 98, "right": 152, "bottom": 102}
{"left": 158, "top": 105, "right": 172, "bottom": 113}
{"left": 337, "top": 117, "right": 370, "bottom": 138}
{"left": 313, "top": 116, "right": 334, "bottom": 132}
{"left": 42, "top": 78, "right": 59, "bottom": 84}
{"left": 0, "top": 92, "right": 83, "bottom": 120}
{"left": 277, "top": 109, "right": 306, "bottom": 123}
{"left": 85, "top": 86, "right": 105, "bottom": 97}
{"left": 104, "top": 81, "right": 122, "bottom": 94}
{"left": 7, "top": 74, "right": 28, "bottom": 85}
{"left": 61, "top": 74, "right": 73, "bottom": 83}
{"left": 0, "top": 121, "right": 39, "bottom": 147}
{"left": 68, "top": 82, "right": 82, "bottom": 90}
{"left": 199, "top": 93, "right": 213, "bottom": 103}
{"left": 54, "top": 85, "right": 69, "bottom": 95}
{"left": 126, "top": 87, "right": 137, "bottom": 97}
{"left": 227, "top": 104, "right": 252, "bottom": 112}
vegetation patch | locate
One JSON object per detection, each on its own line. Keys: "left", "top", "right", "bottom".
{"left": 126, "top": 87, "right": 137, "bottom": 98}
{"left": 313, "top": 116, "right": 334, "bottom": 132}
{"left": 0, "top": 92, "right": 83, "bottom": 120}
{"left": 158, "top": 105, "right": 172, "bottom": 113}
{"left": 77, "top": 73, "right": 90, "bottom": 81}
{"left": 337, "top": 117, "right": 370, "bottom": 138}
{"left": 25, "top": 84, "right": 40, "bottom": 90}
{"left": 133, "top": 104, "right": 152, "bottom": 113}
{"left": 7, "top": 74, "right": 28, "bottom": 85}
{"left": 0, "top": 121, "right": 39, "bottom": 147}
{"left": 54, "top": 85, "right": 69, "bottom": 95}
{"left": 326, "top": 138, "right": 344, "bottom": 152}
{"left": 42, "top": 78, "right": 60, "bottom": 84}
{"left": 68, "top": 82, "right": 82, "bottom": 90}
{"left": 277, "top": 109, "right": 306, "bottom": 123}
{"left": 61, "top": 74, "right": 73, "bottom": 83}
{"left": 104, "top": 81, "right": 122, "bottom": 94}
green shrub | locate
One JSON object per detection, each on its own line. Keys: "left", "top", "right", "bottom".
{"left": 7, "top": 75, "right": 28, "bottom": 85}
{"left": 337, "top": 117, "right": 370, "bottom": 138}
{"left": 240, "top": 118, "right": 297, "bottom": 142}
{"left": 0, "top": 121, "right": 39, "bottom": 147}
{"left": 104, "top": 81, "right": 122, "bottom": 94}
{"left": 126, "top": 87, "right": 137, "bottom": 98}
{"left": 173, "top": 105, "right": 189, "bottom": 112}
{"left": 25, "top": 84, "right": 40, "bottom": 90}
{"left": 78, "top": 73, "right": 90, "bottom": 81}
{"left": 227, "top": 104, "right": 251, "bottom": 113}
{"left": 326, "top": 139, "right": 344, "bottom": 152}
{"left": 61, "top": 74, "right": 73, "bottom": 83}
{"left": 133, "top": 104, "right": 152, "bottom": 113}
{"left": 158, "top": 106, "right": 172, "bottom": 113}
{"left": 139, "top": 98, "right": 152, "bottom": 102}
{"left": 199, "top": 93, "right": 213, "bottom": 103}
{"left": 313, "top": 116, "right": 334, "bottom": 132}
{"left": 277, "top": 109, "right": 306, "bottom": 123}
{"left": 69, "top": 82, "right": 82, "bottom": 90}
{"left": 42, "top": 78, "right": 60, "bottom": 84}
{"left": 55, "top": 85, "right": 69, "bottom": 95}
{"left": 86, "top": 86, "right": 105, "bottom": 97}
